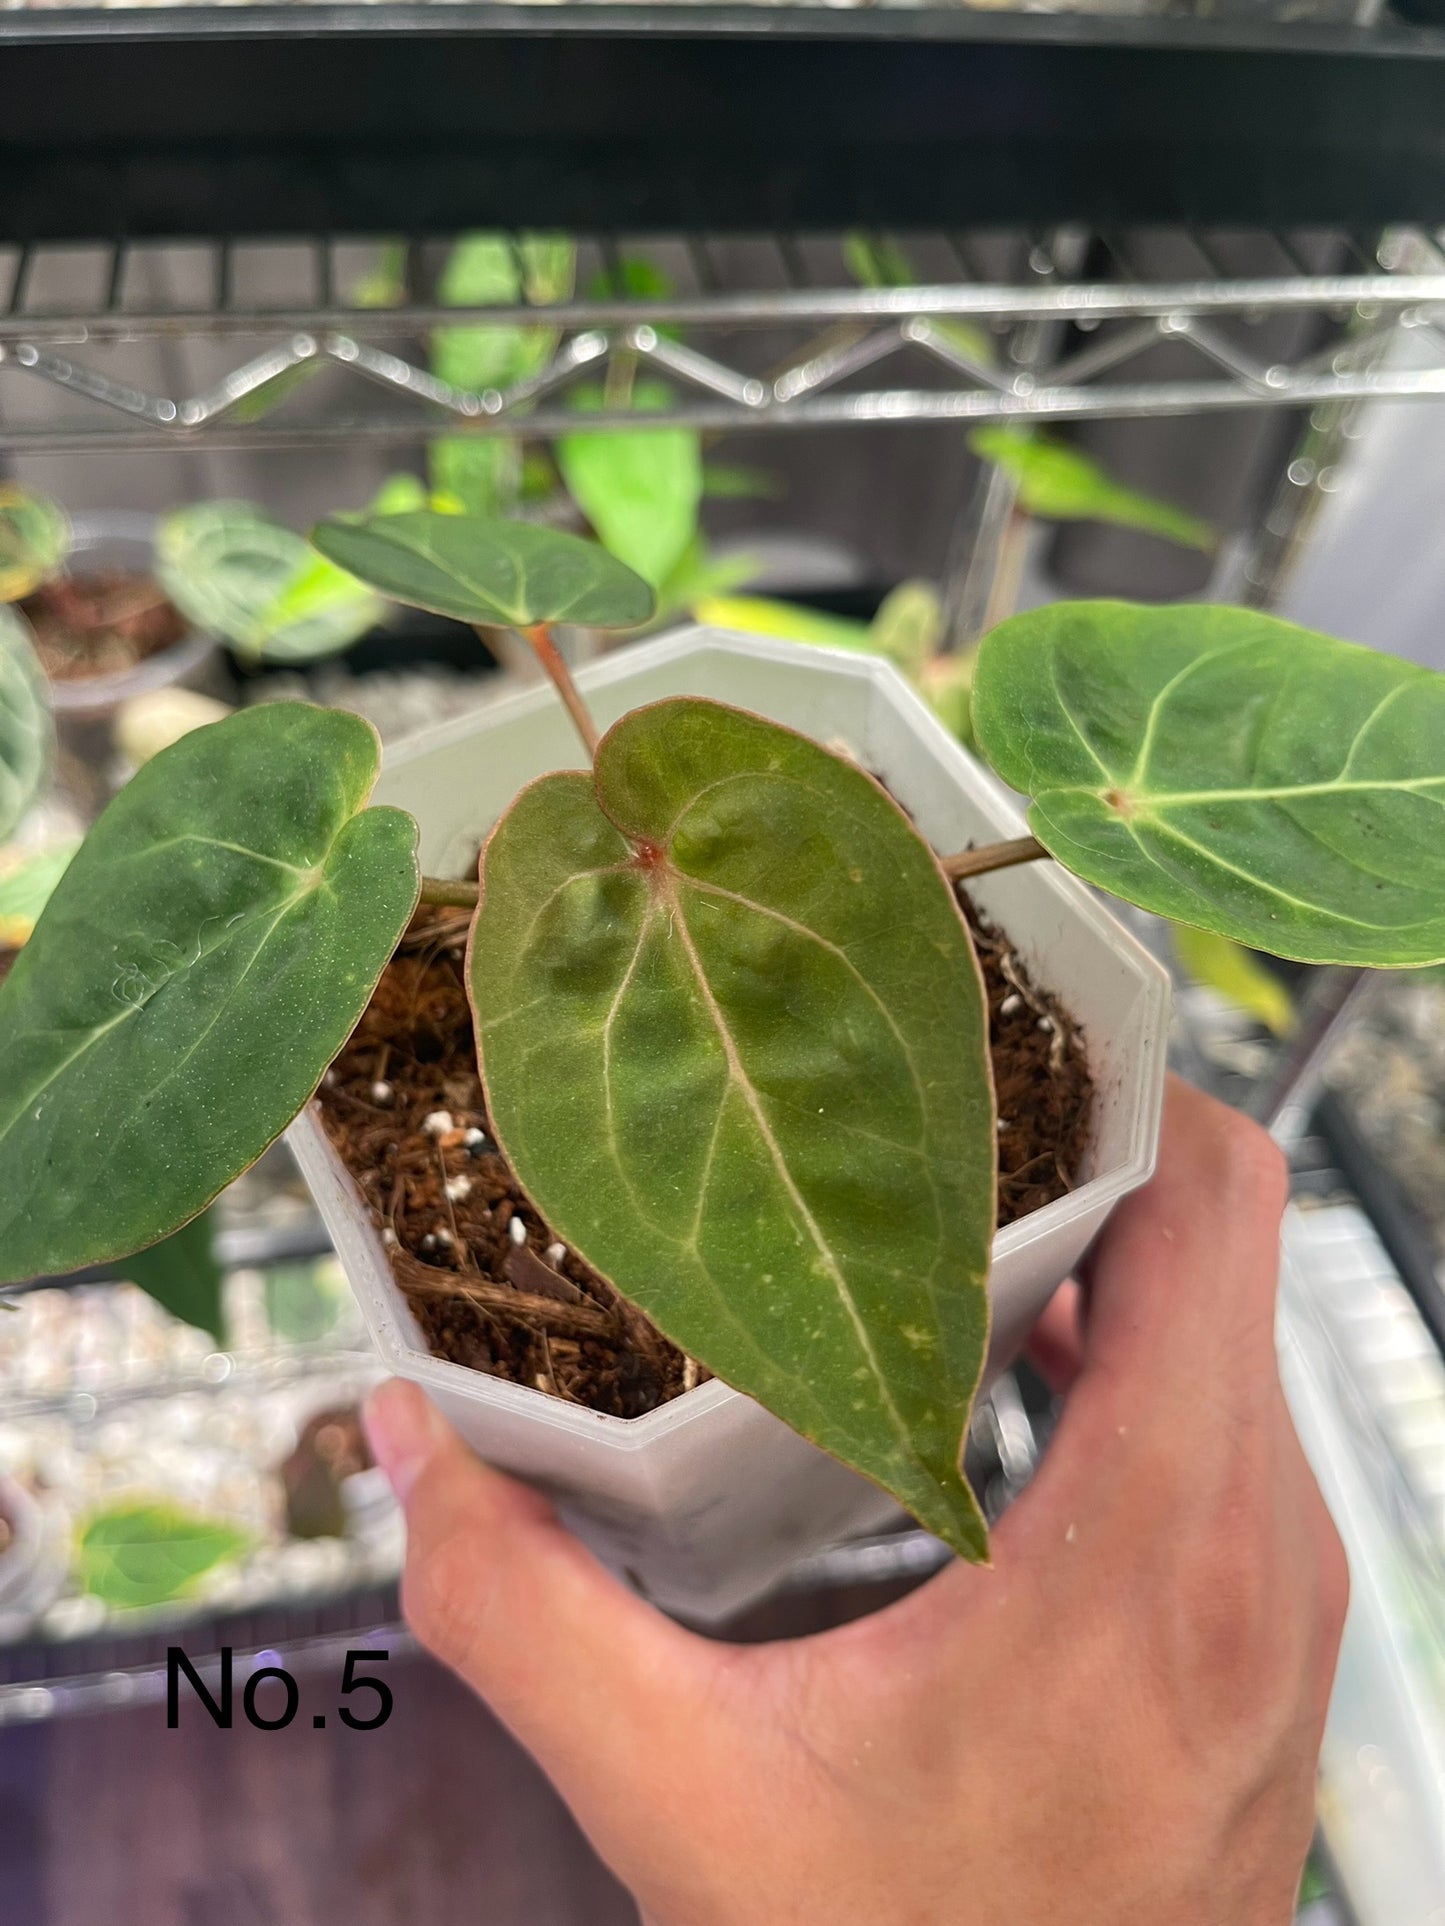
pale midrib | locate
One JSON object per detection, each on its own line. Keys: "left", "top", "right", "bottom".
{"left": 1125, "top": 636, "right": 1259, "bottom": 791}
{"left": 1066, "top": 775, "right": 1445, "bottom": 808}
{"left": 667, "top": 887, "right": 923, "bottom": 1476}
{"left": 1138, "top": 815, "right": 1400, "bottom": 931}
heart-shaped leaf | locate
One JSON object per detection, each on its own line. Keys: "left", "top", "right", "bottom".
{"left": 0, "top": 607, "right": 53, "bottom": 841}
{"left": 969, "top": 430, "right": 1216, "bottom": 552}
{"left": 78, "top": 1501, "right": 249, "bottom": 1610}
{"left": 972, "top": 601, "right": 1445, "bottom": 966}
{"left": 122, "top": 1204, "right": 225, "bottom": 1343}
{"left": 0, "top": 486, "right": 70, "bottom": 603}
{"left": 557, "top": 381, "right": 702, "bottom": 590}
{"left": 311, "top": 511, "right": 655, "bottom": 631}
{"left": 471, "top": 697, "right": 996, "bottom": 1560}
{"left": 0, "top": 702, "right": 419, "bottom": 1283}
{"left": 156, "top": 502, "right": 383, "bottom": 663}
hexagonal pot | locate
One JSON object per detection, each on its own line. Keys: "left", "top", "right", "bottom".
{"left": 289, "top": 628, "right": 1169, "bottom": 1622}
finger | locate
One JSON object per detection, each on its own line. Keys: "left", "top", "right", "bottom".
{"left": 1023, "top": 1280, "right": 1085, "bottom": 1395}
{"left": 1000, "top": 1077, "right": 1289, "bottom": 1537}
{"left": 364, "top": 1379, "right": 710, "bottom": 1778}
{"left": 1075, "top": 1075, "right": 1287, "bottom": 1408}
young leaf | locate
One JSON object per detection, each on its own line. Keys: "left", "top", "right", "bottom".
{"left": 311, "top": 510, "right": 655, "bottom": 631}
{"left": 843, "top": 235, "right": 994, "bottom": 368}
{"left": 156, "top": 503, "right": 382, "bottom": 663}
{"left": 78, "top": 1501, "right": 248, "bottom": 1610}
{"left": 431, "top": 233, "right": 573, "bottom": 395}
{"left": 0, "top": 703, "right": 419, "bottom": 1283}
{"left": 557, "top": 381, "right": 702, "bottom": 590}
{"left": 868, "top": 580, "right": 944, "bottom": 680}
{"left": 1171, "top": 925, "right": 1295, "bottom": 1038}
{"left": 0, "top": 486, "right": 70, "bottom": 602}
{"left": 429, "top": 437, "right": 522, "bottom": 519}
{"left": 471, "top": 697, "right": 996, "bottom": 1561}
{"left": 972, "top": 601, "right": 1445, "bottom": 967}
{"left": 694, "top": 594, "right": 873, "bottom": 653}
{"left": 969, "top": 430, "right": 1217, "bottom": 552}
{"left": 122, "top": 1204, "right": 225, "bottom": 1342}
{"left": 0, "top": 607, "right": 53, "bottom": 842}
{"left": 919, "top": 650, "right": 979, "bottom": 750}
{"left": 430, "top": 234, "right": 575, "bottom": 516}
{"left": 0, "top": 839, "right": 78, "bottom": 946}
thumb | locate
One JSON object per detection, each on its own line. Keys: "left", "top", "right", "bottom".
{"left": 364, "top": 1378, "right": 708, "bottom": 1778}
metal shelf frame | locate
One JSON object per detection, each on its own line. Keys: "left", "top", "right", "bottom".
{"left": 5, "top": 226, "right": 1445, "bottom": 453}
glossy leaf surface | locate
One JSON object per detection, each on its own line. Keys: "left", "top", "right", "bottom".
{"left": 312, "top": 510, "right": 654, "bottom": 630}
{"left": 969, "top": 430, "right": 1216, "bottom": 551}
{"left": 557, "top": 382, "right": 702, "bottom": 590}
{"left": 0, "top": 487, "right": 70, "bottom": 602}
{"left": 0, "top": 703, "right": 419, "bottom": 1282}
{"left": 973, "top": 601, "right": 1445, "bottom": 966}
{"left": 156, "top": 503, "right": 382, "bottom": 662}
{"left": 471, "top": 697, "right": 996, "bottom": 1559}
{"left": 78, "top": 1502, "right": 248, "bottom": 1609}
{"left": 0, "top": 607, "right": 52, "bottom": 841}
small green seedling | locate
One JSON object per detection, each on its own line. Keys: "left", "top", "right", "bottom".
{"left": 2, "top": 510, "right": 1442, "bottom": 1560}
{"left": 0, "top": 486, "right": 71, "bottom": 604}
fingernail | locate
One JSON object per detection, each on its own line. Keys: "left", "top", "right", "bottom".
{"left": 364, "top": 1379, "right": 443, "bottom": 1504}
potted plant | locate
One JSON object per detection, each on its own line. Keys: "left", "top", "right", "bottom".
{"left": 0, "top": 510, "right": 1439, "bottom": 1621}
{"left": 0, "top": 488, "right": 219, "bottom": 721}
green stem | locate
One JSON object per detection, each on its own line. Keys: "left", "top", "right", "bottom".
{"left": 419, "top": 876, "right": 480, "bottom": 909}
{"left": 941, "top": 836, "right": 1050, "bottom": 883}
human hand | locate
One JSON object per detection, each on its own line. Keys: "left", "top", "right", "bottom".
{"left": 364, "top": 1077, "right": 1348, "bottom": 1926}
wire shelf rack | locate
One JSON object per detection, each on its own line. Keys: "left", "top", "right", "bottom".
{"left": 5, "top": 226, "right": 1445, "bottom": 454}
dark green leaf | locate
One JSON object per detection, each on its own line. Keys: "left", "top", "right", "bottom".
{"left": 78, "top": 1501, "right": 249, "bottom": 1610}
{"left": 471, "top": 697, "right": 996, "bottom": 1560}
{"left": 557, "top": 381, "right": 702, "bottom": 590}
{"left": 0, "top": 486, "right": 70, "bottom": 602}
{"left": 156, "top": 503, "right": 382, "bottom": 663}
{"left": 969, "top": 430, "right": 1216, "bottom": 551}
{"left": 972, "top": 601, "right": 1445, "bottom": 966}
{"left": 0, "top": 702, "right": 419, "bottom": 1282}
{"left": 311, "top": 510, "right": 655, "bottom": 631}
{"left": 122, "top": 1205, "right": 224, "bottom": 1342}
{"left": 0, "top": 608, "right": 52, "bottom": 841}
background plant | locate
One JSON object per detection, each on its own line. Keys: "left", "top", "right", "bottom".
{"left": 2, "top": 510, "right": 1441, "bottom": 1560}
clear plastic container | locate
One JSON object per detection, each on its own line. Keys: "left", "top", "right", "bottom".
{"left": 289, "top": 627, "right": 1171, "bottom": 1621}
{"left": 39, "top": 512, "right": 215, "bottom": 721}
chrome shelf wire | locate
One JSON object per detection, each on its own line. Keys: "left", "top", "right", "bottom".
{"left": 3, "top": 227, "right": 1445, "bottom": 453}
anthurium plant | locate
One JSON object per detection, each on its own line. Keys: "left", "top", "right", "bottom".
{"left": 1, "top": 509, "right": 1441, "bottom": 1561}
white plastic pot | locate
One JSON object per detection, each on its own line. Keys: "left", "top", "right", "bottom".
{"left": 290, "top": 628, "right": 1170, "bottom": 1621}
